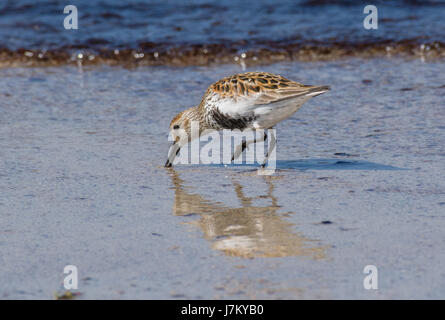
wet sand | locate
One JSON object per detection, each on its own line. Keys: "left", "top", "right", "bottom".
{"left": 1, "top": 58, "right": 445, "bottom": 299}
{"left": 2, "top": 39, "right": 444, "bottom": 69}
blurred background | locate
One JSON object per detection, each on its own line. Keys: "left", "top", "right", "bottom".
{"left": 1, "top": 0, "right": 444, "bottom": 67}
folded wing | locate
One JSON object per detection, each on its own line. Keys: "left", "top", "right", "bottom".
{"left": 199, "top": 72, "right": 329, "bottom": 117}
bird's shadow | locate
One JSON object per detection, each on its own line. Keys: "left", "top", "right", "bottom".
{"left": 205, "top": 158, "right": 405, "bottom": 171}
{"left": 274, "top": 159, "right": 404, "bottom": 171}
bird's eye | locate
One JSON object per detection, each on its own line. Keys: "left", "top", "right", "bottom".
{"left": 173, "top": 125, "right": 180, "bottom": 129}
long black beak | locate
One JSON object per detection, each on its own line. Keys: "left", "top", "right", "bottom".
{"left": 165, "top": 142, "right": 180, "bottom": 167}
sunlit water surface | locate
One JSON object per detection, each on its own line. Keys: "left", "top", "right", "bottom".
{"left": 1, "top": 58, "right": 445, "bottom": 298}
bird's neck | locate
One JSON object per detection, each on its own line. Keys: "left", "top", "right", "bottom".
{"left": 184, "top": 106, "right": 208, "bottom": 134}
{"left": 184, "top": 106, "right": 201, "bottom": 121}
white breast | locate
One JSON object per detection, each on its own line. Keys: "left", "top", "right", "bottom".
{"left": 205, "top": 91, "right": 315, "bottom": 129}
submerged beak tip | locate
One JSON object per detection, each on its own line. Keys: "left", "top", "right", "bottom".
{"left": 165, "top": 141, "right": 181, "bottom": 168}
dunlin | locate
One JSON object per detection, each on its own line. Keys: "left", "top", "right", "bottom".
{"left": 165, "top": 72, "right": 329, "bottom": 167}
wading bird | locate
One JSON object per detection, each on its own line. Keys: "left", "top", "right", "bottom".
{"left": 165, "top": 72, "right": 329, "bottom": 167}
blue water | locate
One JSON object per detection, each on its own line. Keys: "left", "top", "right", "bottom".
{"left": 1, "top": 0, "right": 445, "bottom": 50}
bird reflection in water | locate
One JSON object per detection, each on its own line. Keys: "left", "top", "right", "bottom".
{"left": 167, "top": 169, "right": 327, "bottom": 259}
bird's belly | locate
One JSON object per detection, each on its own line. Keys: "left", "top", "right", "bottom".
{"left": 253, "top": 98, "right": 308, "bottom": 129}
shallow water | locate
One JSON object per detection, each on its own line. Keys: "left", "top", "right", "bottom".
{"left": 3, "top": 0, "right": 445, "bottom": 48}
{"left": 1, "top": 0, "right": 445, "bottom": 66}
{"left": 1, "top": 58, "right": 445, "bottom": 299}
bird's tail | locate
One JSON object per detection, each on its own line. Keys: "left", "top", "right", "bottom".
{"left": 305, "top": 85, "right": 330, "bottom": 97}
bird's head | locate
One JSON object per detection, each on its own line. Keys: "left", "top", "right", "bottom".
{"left": 165, "top": 110, "right": 193, "bottom": 167}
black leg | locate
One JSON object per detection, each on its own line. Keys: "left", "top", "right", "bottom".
{"left": 231, "top": 129, "right": 267, "bottom": 163}
{"left": 231, "top": 141, "right": 247, "bottom": 162}
{"left": 261, "top": 129, "right": 276, "bottom": 168}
